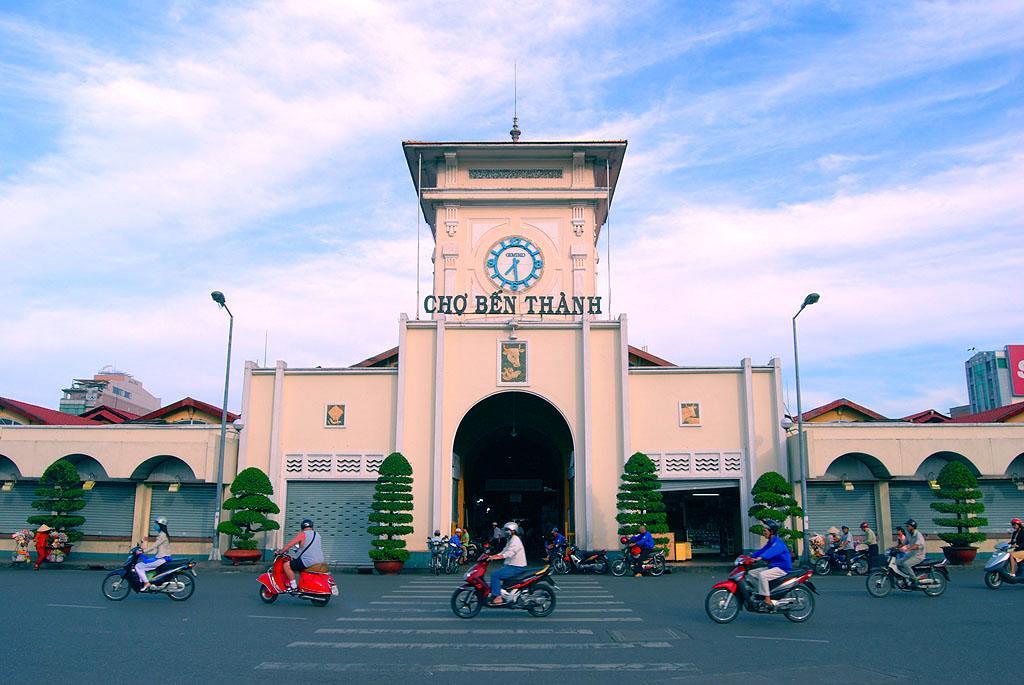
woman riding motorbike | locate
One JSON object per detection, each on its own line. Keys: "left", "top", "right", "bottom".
{"left": 136, "top": 517, "right": 173, "bottom": 592}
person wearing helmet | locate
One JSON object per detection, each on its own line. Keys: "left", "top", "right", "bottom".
{"left": 1008, "top": 518, "right": 1024, "bottom": 576}
{"left": 858, "top": 521, "right": 879, "bottom": 570}
{"left": 485, "top": 521, "right": 527, "bottom": 605}
{"left": 545, "top": 527, "right": 567, "bottom": 563}
{"left": 276, "top": 519, "right": 325, "bottom": 593}
{"left": 628, "top": 525, "right": 656, "bottom": 577}
{"left": 136, "top": 517, "right": 173, "bottom": 592}
{"left": 449, "top": 528, "right": 465, "bottom": 563}
{"left": 897, "top": 519, "right": 926, "bottom": 586}
{"left": 836, "top": 525, "right": 856, "bottom": 574}
{"left": 749, "top": 520, "right": 792, "bottom": 608}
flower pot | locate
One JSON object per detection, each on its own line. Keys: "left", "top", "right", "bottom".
{"left": 224, "top": 548, "right": 262, "bottom": 566}
{"left": 941, "top": 546, "right": 977, "bottom": 566}
{"left": 373, "top": 560, "right": 405, "bottom": 575}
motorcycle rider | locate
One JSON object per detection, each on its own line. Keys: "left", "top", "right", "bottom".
{"left": 1008, "top": 518, "right": 1024, "bottom": 576}
{"left": 449, "top": 528, "right": 465, "bottom": 563}
{"left": 629, "top": 524, "right": 656, "bottom": 577}
{"left": 897, "top": 519, "right": 926, "bottom": 587}
{"left": 276, "top": 519, "right": 325, "bottom": 593}
{"left": 490, "top": 521, "right": 505, "bottom": 551}
{"left": 136, "top": 517, "right": 173, "bottom": 592}
{"left": 545, "top": 527, "right": 566, "bottom": 562}
{"left": 838, "top": 525, "right": 855, "bottom": 574}
{"left": 749, "top": 519, "right": 792, "bottom": 607}
{"left": 858, "top": 521, "right": 879, "bottom": 570}
{"left": 485, "top": 521, "right": 526, "bottom": 605}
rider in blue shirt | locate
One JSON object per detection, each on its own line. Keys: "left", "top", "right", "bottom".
{"left": 749, "top": 520, "right": 792, "bottom": 607}
{"left": 546, "top": 528, "right": 567, "bottom": 562}
{"left": 448, "top": 528, "right": 464, "bottom": 562}
{"left": 629, "top": 525, "right": 656, "bottom": 577}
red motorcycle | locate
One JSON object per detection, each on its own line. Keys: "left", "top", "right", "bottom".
{"left": 705, "top": 555, "right": 818, "bottom": 623}
{"left": 257, "top": 553, "right": 338, "bottom": 607}
{"left": 450, "top": 555, "right": 559, "bottom": 618}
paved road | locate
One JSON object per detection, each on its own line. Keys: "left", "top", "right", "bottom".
{"left": 0, "top": 564, "right": 1018, "bottom": 683}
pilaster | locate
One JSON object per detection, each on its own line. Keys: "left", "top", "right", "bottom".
{"left": 236, "top": 360, "right": 254, "bottom": 471}
{"left": 431, "top": 316, "right": 446, "bottom": 533}
{"left": 267, "top": 360, "right": 287, "bottom": 547}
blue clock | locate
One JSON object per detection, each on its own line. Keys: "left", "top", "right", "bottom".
{"left": 486, "top": 236, "right": 544, "bottom": 291}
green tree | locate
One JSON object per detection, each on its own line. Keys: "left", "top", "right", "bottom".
{"left": 217, "top": 467, "right": 280, "bottom": 550}
{"left": 748, "top": 471, "right": 803, "bottom": 548}
{"left": 367, "top": 452, "right": 414, "bottom": 562}
{"left": 28, "top": 459, "right": 86, "bottom": 543}
{"left": 930, "top": 460, "right": 987, "bottom": 547}
{"left": 615, "top": 452, "right": 669, "bottom": 547}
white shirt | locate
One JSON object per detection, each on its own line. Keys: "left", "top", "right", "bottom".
{"left": 498, "top": 534, "right": 526, "bottom": 567}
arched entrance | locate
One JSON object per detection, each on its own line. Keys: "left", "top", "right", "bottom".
{"left": 453, "top": 392, "right": 574, "bottom": 556}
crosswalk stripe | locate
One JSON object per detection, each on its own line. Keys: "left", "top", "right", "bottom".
{"left": 289, "top": 641, "right": 671, "bottom": 649}
{"left": 352, "top": 608, "right": 633, "bottom": 613}
{"left": 255, "top": 661, "right": 698, "bottom": 673}
{"left": 334, "top": 617, "right": 643, "bottom": 623}
{"left": 369, "top": 601, "right": 626, "bottom": 606}
{"left": 315, "top": 628, "right": 596, "bottom": 635}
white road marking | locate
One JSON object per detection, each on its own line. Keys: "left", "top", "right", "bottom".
{"left": 256, "top": 661, "right": 698, "bottom": 673}
{"left": 369, "top": 600, "right": 626, "bottom": 606}
{"left": 247, "top": 615, "right": 308, "bottom": 621}
{"left": 46, "top": 604, "right": 106, "bottom": 610}
{"left": 316, "top": 628, "right": 596, "bottom": 635}
{"left": 289, "top": 640, "right": 672, "bottom": 649}
{"left": 334, "top": 617, "right": 643, "bottom": 623}
{"left": 352, "top": 608, "right": 633, "bottom": 613}
{"left": 735, "top": 635, "right": 830, "bottom": 644}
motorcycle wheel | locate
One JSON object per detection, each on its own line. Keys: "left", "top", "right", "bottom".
{"left": 167, "top": 573, "right": 195, "bottom": 602}
{"left": 611, "top": 558, "right": 629, "bottom": 577}
{"left": 813, "top": 558, "right": 831, "bottom": 576}
{"left": 923, "top": 571, "right": 947, "bottom": 597}
{"left": 444, "top": 557, "right": 458, "bottom": 575}
{"left": 451, "top": 587, "right": 482, "bottom": 619}
{"left": 258, "top": 585, "right": 278, "bottom": 603}
{"left": 593, "top": 558, "right": 609, "bottom": 575}
{"left": 852, "top": 558, "right": 869, "bottom": 576}
{"left": 552, "top": 557, "right": 570, "bottom": 575}
{"left": 649, "top": 557, "right": 666, "bottom": 576}
{"left": 101, "top": 574, "right": 131, "bottom": 601}
{"left": 527, "top": 586, "right": 556, "bottom": 617}
{"left": 310, "top": 595, "right": 331, "bottom": 607}
{"left": 783, "top": 586, "right": 815, "bottom": 623}
{"left": 704, "top": 588, "right": 740, "bottom": 624}
{"left": 984, "top": 571, "right": 1003, "bottom": 590}
{"left": 866, "top": 570, "right": 892, "bottom": 598}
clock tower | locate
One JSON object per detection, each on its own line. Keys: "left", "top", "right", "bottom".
{"left": 402, "top": 138, "right": 626, "bottom": 319}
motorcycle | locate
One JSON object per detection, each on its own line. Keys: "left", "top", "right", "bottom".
{"left": 428, "top": 537, "right": 448, "bottom": 575}
{"left": 704, "top": 555, "right": 818, "bottom": 624}
{"left": 556, "top": 544, "right": 609, "bottom": 575}
{"left": 101, "top": 545, "right": 197, "bottom": 601}
{"left": 813, "top": 545, "right": 869, "bottom": 576}
{"left": 611, "top": 537, "right": 666, "bottom": 576}
{"left": 984, "top": 542, "right": 1024, "bottom": 589}
{"left": 257, "top": 552, "right": 338, "bottom": 607}
{"left": 450, "top": 555, "right": 559, "bottom": 618}
{"left": 865, "top": 547, "right": 949, "bottom": 598}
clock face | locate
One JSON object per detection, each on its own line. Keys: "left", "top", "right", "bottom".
{"left": 486, "top": 236, "right": 543, "bottom": 291}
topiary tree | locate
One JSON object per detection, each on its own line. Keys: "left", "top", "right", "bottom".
{"left": 217, "top": 467, "right": 280, "bottom": 550}
{"left": 616, "top": 452, "right": 669, "bottom": 548}
{"left": 28, "top": 459, "right": 86, "bottom": 543}
{"left": 930, "top": 460, "right": 987, "bottom": 548}
{"left": 367, "top": 452, "right": 414, "bottom": 562}
{"left": 748, "top": 471, "right": 803, "bottom": 549}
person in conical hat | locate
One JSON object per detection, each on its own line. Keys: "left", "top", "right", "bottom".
{"left": 33, "top": 525, "right": 52, "bottom": 570}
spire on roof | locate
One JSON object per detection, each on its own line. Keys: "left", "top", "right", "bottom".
{"left": 510, "top": 60, "right": 521, "bottom": 143}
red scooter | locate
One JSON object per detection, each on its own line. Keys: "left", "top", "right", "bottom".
{"left": 450, "top": 554, "right": 558, "bottom": 618}
{"left": 705, "top": 555, "right": 818, "bottom": 623}
{"left": 257, "top": 553, "right": 338, "bottom": 607}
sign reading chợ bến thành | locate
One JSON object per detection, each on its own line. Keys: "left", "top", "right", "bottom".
{"left": 424, "top": 292, "right": 602, "bottom": 316}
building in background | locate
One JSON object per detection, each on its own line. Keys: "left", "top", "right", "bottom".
{"left": 59, "top": 366, "right": 161, "bottom": 416}
{"left": 965, "top": 346, "right": 1024, "bottom": 414}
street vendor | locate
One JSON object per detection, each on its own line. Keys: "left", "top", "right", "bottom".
{"left": 33, "top": 524, "right": 51, "bottom": 570}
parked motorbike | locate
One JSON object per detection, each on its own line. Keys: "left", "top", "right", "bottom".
{"left": 866, "top": 547, "right": 949, "bottom": 598}
{"left": 705, "top": 555, "right": 817, "bottom": 623}
{"left": 555, "top": 545, "right": 609, "bottom": 575}
{"left": 813, "top": 545, "right": 869, "bottom": 576}
{"left": 428, "top": 537, "right": 448, "bottom": 575}
{"left": 101, "top": 545, "right": 196, "bottom": 601}
{"left": 984, "top": 542, "right": 1024, "bottom": 589}
{"left": 257, "top": 552, "right": 338, "bottom": 607}
{"left": 462, "top": 541, "right": 479, "bottom": 564}
{"left": 611, "top": 537, "right": 666, "bottom": 576}
{"left": 450, "top": 555, "right": 559, "bottom": 618}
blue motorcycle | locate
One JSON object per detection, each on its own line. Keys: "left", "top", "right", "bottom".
{"left": 101, "top": 545, "right": 197, "bottom": 601}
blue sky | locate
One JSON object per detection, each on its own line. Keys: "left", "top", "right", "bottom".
{"left": 1, "top": 1, "right": 1022, "bottom": 417}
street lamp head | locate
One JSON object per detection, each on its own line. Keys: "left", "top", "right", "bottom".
{"left": 803, "top": 293, "right": 820, "bottom": 307}
{"left": 211, "top": 291, "right": 226, "bottom": 307}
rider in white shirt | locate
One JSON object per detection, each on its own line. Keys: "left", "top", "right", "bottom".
{"left": 486, "top": 522, "right": 526, "bottom": 605}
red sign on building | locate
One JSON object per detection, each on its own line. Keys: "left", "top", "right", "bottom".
{"left": 1008, "top": 345, "right": 1024, "bottom": 397}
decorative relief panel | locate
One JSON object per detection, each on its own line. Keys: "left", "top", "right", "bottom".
{"left": 469, "top": 168, "right": 563, "bottom": 179}
{"left": 572, "top": 152, "right": 585, "bottom": 186}
{"left": 444, "top": 152, "right": 458, "bottom": 186}
{"left": 283, "top": 453, "right": 385, "bottom": 480}
{"left": 571, "top": 205, "right": 585, "bottom": 236}
{"left": 643, "top": 450, "right": 745, "bottom": 480}
{"left": 444, "top": 204, "right": 459, "bottom": 237}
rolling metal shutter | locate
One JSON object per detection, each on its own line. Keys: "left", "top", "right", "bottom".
{"left": 285, "top": 481, "right": 375, "bottom": 566}
{"left": 977, "top": 481, "right": 1024, "bottom": 534}
{"left": 889, "top": 482, "right": 937, "bottom": 532}
{"left": 80, "top": 482, "right": 136, "bottom": 537}
{"left": 150, "top": 485, "right": 217, "bottom": 539}
{"left": 0, "top": 481, "right": 38, "bottom": 534}
{"left": 806, "top": 482, "right": 877, "bottom": 535}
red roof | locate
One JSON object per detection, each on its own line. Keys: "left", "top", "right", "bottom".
{"left": 0, "top": 397, "right": 99, "bottom": 425}
{"left": 802, "top": 398, "right": 888, "bottom": 422}
{"left": 134, "top": 397, "right": 239, "bottom": 423}
{"left": 902, "top": 409, "right": 951, "bottom": 423}
{"left": 78, "top": 406, "right": 139, "bottom": 424}
{"left": 352, "top": 347, "right": 399, "bottom": 368}
{"left": 948, "top": 401, "right": 1024, "bottom": 423}
{"left": 627, "top": 345, "right": 675, "bottom": 367}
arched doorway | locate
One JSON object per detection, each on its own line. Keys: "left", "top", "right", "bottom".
{"left": 454, "top": 392, "right": 574, "bottom": 557}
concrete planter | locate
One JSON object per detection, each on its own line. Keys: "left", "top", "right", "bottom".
{"left": 224, "top": 549, "right": 262, "bottom": 566}
{"left": 373, "top": 560, "right": 405, "bottom": 575}
{"left": 941, "top": 546, "right": 978, "bottom": 566}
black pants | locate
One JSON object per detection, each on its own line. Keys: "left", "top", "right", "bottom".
{"left": 633, "top": 549, "right": 651, "bottom": 573}
{"left": 867, "top": 544, "right": 879, "bottom": 570}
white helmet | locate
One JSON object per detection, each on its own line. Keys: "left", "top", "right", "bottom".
{"left": 155, "top": 516, "right": 167, "bottom": 526}
{"left": 503, "top": 521, "right": 518, "bottom": 534}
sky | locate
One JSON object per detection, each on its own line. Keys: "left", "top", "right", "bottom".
{"left": 1, "top": 1, "right": 1022, "bottom": 418}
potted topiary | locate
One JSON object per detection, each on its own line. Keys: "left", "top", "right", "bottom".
{"left": 367, "top": 452, "right": 413, "bottom": 574}
{"left": 616, "top": 451, "right": 670, "bottom": 547}
{"left": 217, "top": 467, "right": 281, "bottom": 565}
{"left": 748, "top": 471, "right": 804, "bottom": 554}
{"left": 28, "top": 459, "right": 86, "bottom": 559}
{"left": 931, "top": 460, "right": 987, "bottom": 565}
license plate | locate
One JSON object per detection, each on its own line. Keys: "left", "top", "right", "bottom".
{"left": 331, "top": 585, "right": 339, "bottom": 596}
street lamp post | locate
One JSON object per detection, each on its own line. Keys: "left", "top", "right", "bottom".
{"left": 210, "top": 291, "right": 233, "bottom": 561}
{"left": 793, "top": 292, "right": 819, "bottom": 566}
